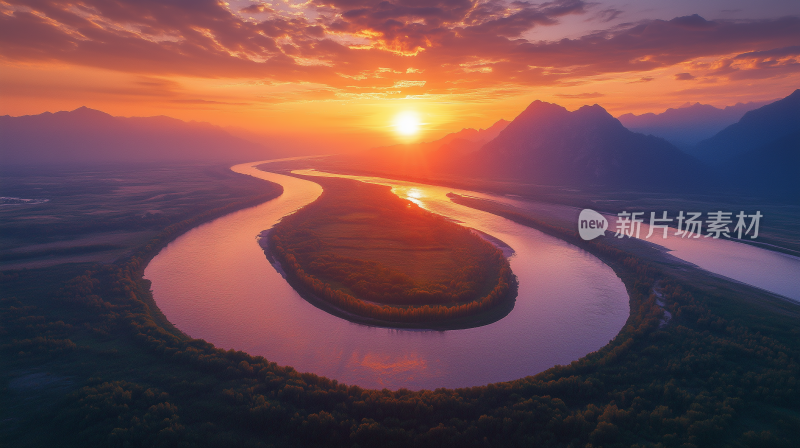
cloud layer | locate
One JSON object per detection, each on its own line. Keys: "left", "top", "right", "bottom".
{"left": 1, "top": 1, "right": 799, "bottom": 100}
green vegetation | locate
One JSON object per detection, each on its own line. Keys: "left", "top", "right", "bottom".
{"left": 268, "top": 176, "right": 514, "bottom": 325}
{"left": 2, "top": 167, "right": 799, "bottom": 447}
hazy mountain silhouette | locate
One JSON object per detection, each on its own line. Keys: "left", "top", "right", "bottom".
{"left": 372, "top": 119, "right": 510, "bottom": 156}
{"left": 467, "top": 101, "right": 710, "bottom": 190}
{"left": 433, "top": 119, "right": 511, "bottom": 152}
{"left": 693, "top": 89, "right": 800, "bottom": 165}
{"left": 333, "top": 119, "right": 510, "bottom": 178}
{"left": 618, "top": 101, "right": 769, "bottom": 149}
{"left": 722, "top": 131, "right": 800, "bottom": 199}
{"left": 0, "top": 107, "right": 271, "bottom": 165}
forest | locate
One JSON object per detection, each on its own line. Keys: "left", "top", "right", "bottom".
{"left": 267, "top": 176, "right": 514, "bottom": 323}
{"left": 2, "top": 174, "right": 799, "bottom": 447}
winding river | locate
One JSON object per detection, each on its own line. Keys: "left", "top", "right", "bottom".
{"left": 144, "top": 159, "right": 800, "bottom": 390}
{"left": 301, "top": 170, "right": 800, "bottom": 303}
{"left": 145, "top": 160, "right": 630, "bottom": 390}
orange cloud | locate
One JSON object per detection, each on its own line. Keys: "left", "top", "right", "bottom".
{"left": 1, "top": 1, "right": 798, "bottom": 144}
{"left": 2, "top": 1, "right": 797, "bottom": 97}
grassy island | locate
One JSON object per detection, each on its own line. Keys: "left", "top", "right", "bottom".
{"left": 266, "top": 175, "right": 515, "bottom": 326}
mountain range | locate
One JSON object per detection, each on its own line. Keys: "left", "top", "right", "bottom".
{"left": 341, "top": 90, "right": 798, "bottom": 197}
{"left": 693, "top": 89, "right": 800, "bottom": 164}
{"left": 617, "top": 101, "right": 769, "bottom": 148}
{"left": 3, "top": 91, "right": 797, "bottom": 199}
{"left": 696, "top": 89, "right": 800, "bottom": 198}
{"left": 374, "top": 119, "right": 510, "bottom": 159}
{"left": 465, "top": 101, "right": 710, "bottom": 190}
{"left": 333, "top": 119, "right": 511, "bottom": 178}
{"left": 0, "top": 107, "right": 272, "bottom": 165}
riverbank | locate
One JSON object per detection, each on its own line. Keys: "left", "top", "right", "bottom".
{"left": 264, "top": 174, "right": 517, "bottom": 329}
{"left": 258, "top": 228, "right": 517, "bottom": 330}
{"left": 269, "top": 157, "right": 800, "bottom": 256}
{"left": 448, "top": 192, "right": 800, "bottom": 305}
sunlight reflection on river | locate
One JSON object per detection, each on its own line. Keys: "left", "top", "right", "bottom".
{"left": 144, "top": 160, "right": 630, "bottom": 390}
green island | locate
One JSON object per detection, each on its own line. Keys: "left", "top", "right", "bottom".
{"left": 265, "top": 175, "right": 515, "bottom": 328}
{"left": 1, "top": 165, "right": 799, "bottom": 447}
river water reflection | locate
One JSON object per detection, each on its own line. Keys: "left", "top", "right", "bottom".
{"left": 144, "top": 160, "right": 630, "bottom": 390}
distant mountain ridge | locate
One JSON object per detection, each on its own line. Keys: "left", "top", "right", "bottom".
{"left": 7, "top": 95, "right": 795, "bottom": 199}
{"left": 617, "top": 101, "right": 769, "bottom": 148}
{"left": 435, "top": 119, "right": 510, "bottom": 148}
{"left": 341, "top": 101, "right": 717, "bottom": 191}
{"left": 0, "top": 107, "right": 272, "bottom": 165}
{"left": 693, "top": 89, "right": 800, "bottom": 164}
{"left": 697, "top": 89, "right": 800, "bottom": 199}
{"left": 372, "top": 119, "right": 510, "bottom": 155}
{"left": 333, "top": 119, "right": 511, "bottom": 178}
{"left": 467, "top": 101, "right": 709, "bottom": 190}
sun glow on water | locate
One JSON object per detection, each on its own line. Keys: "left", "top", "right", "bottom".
{"left": 395, "top": 186, "right": 427, "bottom": 208}
{"left": 406, "top": 188, "right": 423, "bottom": 199}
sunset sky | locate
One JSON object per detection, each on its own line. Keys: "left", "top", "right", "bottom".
{"left": 1, "top": 0, "right": 799, "bottom": 149}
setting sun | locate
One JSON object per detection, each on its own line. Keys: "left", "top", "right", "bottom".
{"left": 394, "top": 111, "right": 422, "bottom": 136}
